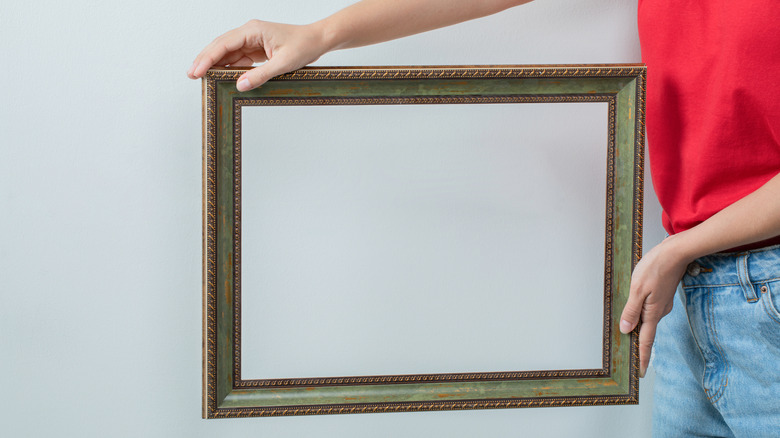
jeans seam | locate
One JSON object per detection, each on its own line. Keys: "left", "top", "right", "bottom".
{"left": 682, "top": 277, "right": 780, "bottom": 290}
{"left": 683, "top": 291, "right": 713, "bottom": 404}
{"left": 705, "top": 291, "right": 729, "bottom": 405}
{"left": 683, "top": 282, "right": 739, "bottom": 289}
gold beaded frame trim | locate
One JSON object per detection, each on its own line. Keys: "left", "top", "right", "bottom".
{"left": 203, "top": 65, "right": 645, "bottom": 418}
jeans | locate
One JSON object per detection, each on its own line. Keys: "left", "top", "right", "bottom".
{"left": 651, "top": 244, "right": 780, "bottom": 437}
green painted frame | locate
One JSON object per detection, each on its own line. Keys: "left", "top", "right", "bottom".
{"left": 203, "top": 64, "right": 645, "bottom": 418}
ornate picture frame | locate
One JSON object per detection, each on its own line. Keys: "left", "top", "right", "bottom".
{"left": 203, "top": 65, "right": 645, "bottom": 418}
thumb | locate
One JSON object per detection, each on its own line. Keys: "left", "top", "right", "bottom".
{"left": 619, "top": 288, "right": 644, "bottom": 334}
{"left": 236, "top": 59, "right": 292, "bottom": 92}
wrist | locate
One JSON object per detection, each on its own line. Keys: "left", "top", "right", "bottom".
{"left": 309, "top": 17, "right": 345, "bottom": 53}
{"left": 662, "top": 230, "right": 705, "bottom": 266}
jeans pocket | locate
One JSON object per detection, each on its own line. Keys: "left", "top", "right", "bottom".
{"left": 760, "top": 281, "right": 780, "bottom": 327}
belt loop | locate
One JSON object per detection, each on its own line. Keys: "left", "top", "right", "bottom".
{"left": 736, "top": 253, "right": 758, "bottom": 303}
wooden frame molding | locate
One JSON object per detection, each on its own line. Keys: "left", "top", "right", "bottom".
{"left": 203, "top": 64, "right": 646, "bottom": 418}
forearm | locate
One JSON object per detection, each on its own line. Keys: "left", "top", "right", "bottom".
{"left": 663, "top": 172, "right": 780, "bottom": 264}
{"left": 188, "top": 0, "right": 533, "bottom": 87}
{"left": 313, "top": 0, "right": 532, "bottom": 52}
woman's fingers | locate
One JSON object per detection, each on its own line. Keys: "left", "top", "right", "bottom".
{"left": 620, "top": 281, "right": 653, "bottom": 377}
{"left": 618, "top": 236, "right": 688, "bottom": 378}
{"left": 235, "top": 56, "right": 295, "bottom": 91}
{"left": 619, "top": 285, "right": 644, "bottom": 334}
{"left": 188, "top": 21, "right": 268, "bottom": 79}
{"left": 637, "top": 319, "right": 657, "bottom": 378}
{"left": 187, "top": 20, "right": 321, "bottom": 85}
{"left": 230, "top": 56, "right": 256, "bottom": 67}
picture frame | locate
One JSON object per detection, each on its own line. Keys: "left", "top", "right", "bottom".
{"left": 203, "top": 64, "right": 645, "bottom": 418}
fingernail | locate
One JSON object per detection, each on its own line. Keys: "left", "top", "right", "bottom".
{"left": 187, "top": 61, "right": 197, "bottom": 77}
{"left": 619, "top": 319, "right": 632, "bottom": 334}
{"left": 237, "top": 78, "right": 251, "bottom": 92}
{"left": 639, "top": 366, "right": 646, "bottom": 378}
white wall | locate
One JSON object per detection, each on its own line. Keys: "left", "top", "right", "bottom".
{"left": 0, "top": 0, "right": 665, "bottom": 436}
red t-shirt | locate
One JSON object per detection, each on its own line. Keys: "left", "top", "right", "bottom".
{"left": 638, "top": 0, "right": 780, "bottom": 249}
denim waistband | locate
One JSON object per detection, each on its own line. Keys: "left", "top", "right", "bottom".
{"left": 682, "top": 243, "right": 780, "bottom": 290}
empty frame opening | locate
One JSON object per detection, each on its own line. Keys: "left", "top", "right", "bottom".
{"left": 240, "top": 102, "right": 608, "bottom": 379}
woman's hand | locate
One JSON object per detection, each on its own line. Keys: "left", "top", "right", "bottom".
{"left": 187, "top": 1, "right": 533, "bottom": 91}
{"left": 187, "top": 20, "right": 329, "bottom": 91}
{"left": 620, "top": 171, "right": 780, "bottom": 377}
{"left": 619, "top": 234, "right": 692, "bottom": 377}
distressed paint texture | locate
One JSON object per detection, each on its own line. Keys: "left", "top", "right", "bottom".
{"left": 203, "top": 65, "right": 645, "bottom": 418}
